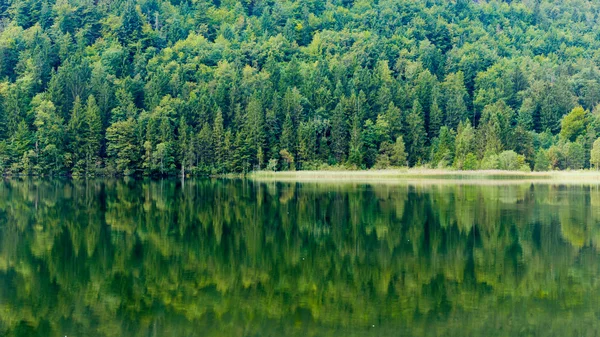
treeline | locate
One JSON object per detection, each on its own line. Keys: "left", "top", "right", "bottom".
{"left": 4, "top": 0, "right": 600, "bottom": 175}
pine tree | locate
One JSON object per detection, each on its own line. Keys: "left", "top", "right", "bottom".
{"left": 83, "top": 95, "right": 102, "bottom": 175}
{"left": 330, "top": 103, "right": 348, "bottom": 164}
{"left": 280, "top": 113, "right": 295, "bottom": 155}
{"left": 155, "top": 117, "right": 175, "bottom": 175}
{"left": 591, "top": 138, "right": 600, "bottom": 170}
{"left": 197, "top": 122, "right": 213, "bottom": 171}
{"left": 67, "top": 96, "right": 85, "bottom": 173}
{"left": 390, "top": 136, "right": 407, "bottom": 167}
{"left": 106, "top": 118, "right": 139, "bottom": 175}
{"left": 454, "top": 120, "right": 476, "bottom": 170}
{"left": 430, "top": 126, "right": 455, "bottom": 168}
{"left": 348, "top": 111, "right": 363, "bottom": 167}
{"left": 384, "top": 102, "right": 402, "bottom": 141}
{"left": 178, "top": 117, "right": 196, "bottom": 176}
{"left": 298, "top": 121, "right": 317, "bottom": 167}
{"left": 119, "top": 1, "right": 142, "bottom": 44}
{"left": 213, "top": 109, "right": 225, "bottom": 168}
{"left": 245, "top": 97, "right": 265, "bottom": 168}
{"left": 443, "top": 72, "right": 469, "bottom": 130}
{"left": 540, "top": 79, "right": 575, "bottom": 134}
{"left": 478, "top": 103, "right": 505, "bottom": 156}
{"left": 406, "top": 100, "right": 427, "bottom": 166}
{"left": 429, "top": 92, "right": 443, "bottom": 139}
{"left": 33, "top": 96, "right": 64, "bottom": 174}
{"left": 362, "top": 119, "right": 378, "bottom": 168}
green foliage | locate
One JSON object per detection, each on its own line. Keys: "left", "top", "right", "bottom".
{"left": 497, "top": 151, "right": 527, "bottom": 171}
{"left": 390, "top": 136, "right": 407, "bottom": 167}
{"left": 33, "top": 95, "right": 64, "bottom": 174}
{"left": 1, "top": 0, "right": 600, "bottom": 174}
{"left": 361, "top": 120, "right": 378, "bottom": 168}
{"left": 463, "top": 153, "right": 479, "bottom": 170}
{"left": 534, "top": 149, "right": 551, "bottom": 172}
{"left": 454, "top": 121, "right": 476, "bottom": 170}
{"left": 591, "top": 138, "right": 600, "bottom": 170}
{"left": 540, "top": 79, "right": 575, "bottom": 134}
{"left": 480, "top": 153, "right": 499, "bottom": 170}
{"left": 565, "top": 141, "right": 585, "bottom": 170}
{"left": 547, "top": 144, "right": 566, "bottom": 170}
{"left": 477, "top": 101, "right": 511, "bottom": 156}
{"left": 442, "top": 72, "right": 469, "bottom": 130}
{"left": 106, "top": 118, "right": 139, "bottom": 175}
{"left": 560, "top": 107, "right": 587, "bottom": 142}
{"left": 406, "top": 100, "right": 427, "bottom": 166}
{"left": 330, "top": 103, "right": 348, "bottom": 164}
{"left": 430, "top": 126, "right": 455, "bottom": 168}
{"left": 348, "top": 112, "right": 363, "bottom": 168}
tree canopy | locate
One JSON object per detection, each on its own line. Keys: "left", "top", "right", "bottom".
{"left": 2, "top": 0, "right": 600, "bottom": 175}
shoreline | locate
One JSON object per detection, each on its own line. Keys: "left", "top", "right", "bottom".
{"left": 246, "top": 169, "right": 600, "bottom": 185}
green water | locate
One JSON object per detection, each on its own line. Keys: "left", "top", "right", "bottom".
{"left": 0, "top": 179, "right": 599, "bottom": 337}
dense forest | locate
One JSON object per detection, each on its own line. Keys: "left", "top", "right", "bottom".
{"left": 3, "top": 0, "right": 600, "bottom": 175}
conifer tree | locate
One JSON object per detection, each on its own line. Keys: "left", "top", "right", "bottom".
{"left": 406, "top": 100, "right": 427, "bottom": 166}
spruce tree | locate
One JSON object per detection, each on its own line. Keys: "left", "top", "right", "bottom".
{"left": 406, "top": 100, "right": 427, "bottom": 166}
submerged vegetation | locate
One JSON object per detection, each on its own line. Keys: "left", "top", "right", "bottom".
{"left": 3, "top": 0, "right": 600, "bottom": 175}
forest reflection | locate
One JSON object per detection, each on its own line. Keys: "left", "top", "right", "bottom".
{"left": 1, "top": 179, "right": 599, "bottom": 337}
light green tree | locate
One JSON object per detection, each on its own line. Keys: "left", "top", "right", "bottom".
{"left": 591, "top": 138, "right": 600, "bottom": 170}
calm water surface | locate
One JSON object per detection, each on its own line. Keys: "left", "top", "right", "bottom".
{"left": 1, "top": 179, "right": 599, "bottom": 337}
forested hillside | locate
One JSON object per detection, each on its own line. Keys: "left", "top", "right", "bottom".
{"left": 2, "top": 0, "right": 600, "bottom": 175}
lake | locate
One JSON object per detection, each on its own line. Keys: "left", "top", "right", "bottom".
{"left": 0, "top": 178, "right": 599, "bottom": 337}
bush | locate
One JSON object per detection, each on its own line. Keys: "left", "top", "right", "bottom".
{"left": 279, "top": 149, "right": 295, "bottom": 171}
{"left": 565, "top": 141, "right": 585, "bottom": 169}
{"left": 266, "top": 158, "right": 278, "bottom": 171}
{"left": 497, "top": 150, "right": 527, "bottom": 171}
{"left": 463, "top": 153, "right": 479, "bottom": 170}
{"left": 519, "top": 164, "right": 531, "bottom": 172}
{"left": 374, "top": 153, "right": 391, "bottom": 169}
{"left": 480, "top": 154, "right": 499, "bottom": 170}
{"left": 534, "top": 149, "right": 551, "bottom": 171}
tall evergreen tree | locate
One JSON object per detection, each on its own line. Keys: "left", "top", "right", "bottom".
{"left": 83, "top": 95, "right": 102, "bottom": 175}
{"left": 454, "top": 120, "right": 476, "bottom": 169}
{"left": 33, "top": 96, "right": 64, "bottom": 174}
{"left": 443, "top": 72, "right": 469, "bottom": 129}
{"left": 406, "top": 100, "right": 427, "bottom": 166}
{"left": 348, "top": 110, "right": 363, "bottom": 167}
{"left": 280, "top": 113, "right": 295, "bottom": 157}
{"left": 213, "top": 109, "right": 225, "bottom": 169}
{"left": 429, "top": 92, "right": 443, "bottom": 139}
{"left": 591, "top": 137, "right": 600, "bottom": 169}
{"left": 245, "top": 96, "right": 265, "bottom": 168}
{"left": 330, "top": 103, "right": 348, "bottom": 164}
{"left": 106, "top": 118, "right": 139, "bottom": 175}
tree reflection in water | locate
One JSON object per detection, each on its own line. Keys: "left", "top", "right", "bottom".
{"left": 0, "top": 179, "right": 599, "bottom": 337}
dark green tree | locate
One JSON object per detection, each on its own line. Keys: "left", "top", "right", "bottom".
{"left": 406, "top": 100, "right": 427, "bottom": 166}
{"left": 330, "top": 103, "right": 348, "bottom": 164}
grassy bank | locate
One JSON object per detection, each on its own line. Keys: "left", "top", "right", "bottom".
{"left": 247, "top": 169, "right": 600, "bottom": 185}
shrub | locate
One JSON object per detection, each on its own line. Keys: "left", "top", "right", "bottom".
{"left": 463, "top": 153, "right": 479, "bottom": 170}
{"left": 534, "top": 150, "right": 551, "bottom": 171}
{"left": 497, "top": 150, "right": 527, "bottom": 171}
{"left": 266, "top": 158, "right": 278, "bottom": 171}
{"left": 480, "top": 154, "right": 499, "bottom": 170}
